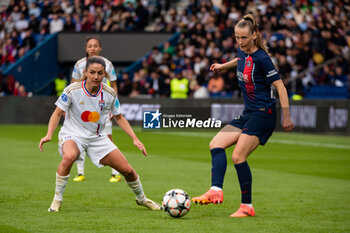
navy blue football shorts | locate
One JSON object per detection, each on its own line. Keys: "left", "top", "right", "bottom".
{"left": 229, "top": 107, "right": 276, "bottom": 145}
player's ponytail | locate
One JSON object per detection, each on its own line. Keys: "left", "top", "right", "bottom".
{"left": 236, "top": 14, "right": 270, "bottom": 55}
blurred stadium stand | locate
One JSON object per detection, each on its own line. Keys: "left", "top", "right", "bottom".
{"left": 0, "top": 0, "right": 348, "bottom": 99}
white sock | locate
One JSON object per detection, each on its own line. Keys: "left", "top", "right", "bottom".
{"left": 210, "top": 186, "right": 222, "bottom": 191}
{"left": 111, "top": 168, "right": 120, "bottom": 176}
{"left": 76, "top": 151, "right": 85, "bottom": 175}
{"left": 126, "top": 176, "right": 146, "bottom": 202}
{"left": 54, "top": 173, "right": 70, "bottom": 201}
{"left": 242, "top": 203, "right": 253, "bottom": 208}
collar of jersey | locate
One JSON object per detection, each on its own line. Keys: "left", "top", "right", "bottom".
{"left": 82, "top": 80, "right": 102, "bottom": 97}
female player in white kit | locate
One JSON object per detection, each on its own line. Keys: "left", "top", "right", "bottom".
{"left": 39, "top": 56, "right": 162, "bottom": 212}
{"left": 71, "top": 36, "right": 121, "bottom": 182}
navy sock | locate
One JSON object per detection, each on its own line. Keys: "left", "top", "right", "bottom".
{"left": 211, "top": 148, "right": 227, "bottom": 189}
{"left": 234, "top": 161, "right": 252, "bottom": 203}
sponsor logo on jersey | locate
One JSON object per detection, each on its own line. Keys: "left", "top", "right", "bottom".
{"left": 81, "top": 111, "right": 100, "bottom": 122}
{"left": 79, "top": 101, "right": 85, "bottom": 105}
{"left": 237, "top": 71, "right": 250, "bottom": 83}
{"left": 61, "top": 94, "right": 68, "bottom": 102}
{"left": 237, "top": 71, "right": 244, "bottom": 81}
{"left": 266, "top": 69, "right": 278, "bottom": 77}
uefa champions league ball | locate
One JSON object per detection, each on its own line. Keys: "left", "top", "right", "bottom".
{"left": 162, "top": 189, "right": 191, "bottom": 218}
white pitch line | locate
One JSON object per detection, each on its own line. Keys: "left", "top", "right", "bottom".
{"left": 151, "top": 131, "right": 350, "bottom": 150}
{"left": 268, "top": 139, "right": 350, "bottom": 150}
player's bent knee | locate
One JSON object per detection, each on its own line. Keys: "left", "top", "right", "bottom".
{"left": 62, "top": 153, "right": 78, "bottom": 165}
{"left": 209, "top": 139, "right": 221, "bottom": 149}
{"left": 232, "top": 153, "right": 245, "bottom": 164}
{"left": 120, "top": 167, "right": 136, "bottom": 180}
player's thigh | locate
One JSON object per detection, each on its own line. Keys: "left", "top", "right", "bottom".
{"left": 232, "top": 133, "right": 260, "bottom": 164}
{"left": 209, "top": 124, "right": 242, "bottom": 149}
{"left": 61, "top": 139, "right": 80, "bottom": 161}
{"left": 100, "top": 149, "right": 135, "bottom": 176}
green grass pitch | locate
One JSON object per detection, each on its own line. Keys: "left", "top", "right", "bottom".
{"left": 0, "top": 125, "right": 349, "bottom": 233}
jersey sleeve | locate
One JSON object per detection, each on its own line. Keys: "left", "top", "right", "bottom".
{"left": 111, "top": 96, "right": 121, "bottom": 116}
{"left": 71, "top": 64, "right": 82, "bottom": 80}
{"left": 55, "top": 88, "right": 71, "bottom": 112}
{"left": 106, "top": 63, "right": 117, "bottom": 82}
{"left": 261, "top": 56, "right": 280, "bottom": 85}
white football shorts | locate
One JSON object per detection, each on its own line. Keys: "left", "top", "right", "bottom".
{"left": 58, "top": 132, "right": 117, "bottom": 168}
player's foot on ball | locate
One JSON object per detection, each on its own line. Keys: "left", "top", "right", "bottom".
{"left": 230, "top": 204, "right": 255, "bottom": 217}
{"left": 109, "top": 174, "right": 122, "bottom": 183}
{"left": 192, "top": 189, "right": 223, "bottom": 205}
{"left": 48, "top": 199, "right": 62, "bottom": 212}
{"left": 73, "top": 174, "right": 85, "bottom": 182}
{"left": 136, "top": 198, "right": 163, "bottom": 210}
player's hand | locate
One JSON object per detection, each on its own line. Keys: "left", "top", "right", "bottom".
{"left": 133, "top": 139, "right": 147, "bottom": 156}
{"left": 283, "top": 117, "right": 294, "bottom": 132}
{"left": 39, "top": 135, "right": 51, "bottom": 152}
{"left": 209, "top": 63, "right": 224, "bottom": 73}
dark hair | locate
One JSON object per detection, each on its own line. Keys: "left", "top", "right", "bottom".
{"left": 85, "top": 36, "right": 102, "bottom": 57}
{"left": 86, "top": 56, "right": 106, "bottom": 70}
{"left": 79, "top": 56, "right": 109, "bottom": 81}
{"left": 235, "top": 14, "right": 269, "bottom": 55}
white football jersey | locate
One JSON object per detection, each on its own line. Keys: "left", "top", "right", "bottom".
{"left": 71, "top": 56, "right": 117, "bottom": 84}
{"left": 55, "top": 81, "right": 121, "bottom": 138}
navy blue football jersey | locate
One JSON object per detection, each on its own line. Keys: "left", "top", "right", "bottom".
{"left": 236, "top": 48, "right": 280, "bottom": 111}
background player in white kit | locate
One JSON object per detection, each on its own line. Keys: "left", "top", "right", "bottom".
{"left": 39, "top": 56, "right": 162, "bottom": 212}
{"left": 71, "top": 36, "right": 121, "bottom": 182}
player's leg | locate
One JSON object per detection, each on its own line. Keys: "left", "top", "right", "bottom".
{"left": 105, "top": 117, "right": 122, "bottom": 182}
{"left": 230, "top": 133, "right": 259, "bottom": 217}
{"left": 73, "top": 151, "right": 86, "bottom": 181}
{"left": 100, "top": 149, "right": 162, "bottom": 210}
{"left": 107, "top": 135, "right": 122, "bottom": 182}
{"left": 49, "top": 139, "right": 80, "bottom": 212}
{"left": 192, "top": 125, "right": 242, "bottom": 205}
{"left": 230, "top": 110, "right": 276, "bottom": 217}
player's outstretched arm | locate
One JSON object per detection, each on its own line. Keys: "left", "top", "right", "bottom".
{"left": 113, "top": 114, "right": 148, "bottom": 156}
{"left": 39, "top": 107, "right": 64, "bottom": 151}
{"left": 272, "top": 79, "right": 294, "bottom": 132}
{"left": 210, "top": 58, "right": 238, "bottom": 73}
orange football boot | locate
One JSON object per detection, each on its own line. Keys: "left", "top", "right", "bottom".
{"left": 192, "top": 189, "right": 223, "bottom": 205}
{"left": 230, "top": 204, "right": 255, "bottom": 217}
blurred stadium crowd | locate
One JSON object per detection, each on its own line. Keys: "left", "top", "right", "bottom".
{"left": 0, "top": 0, "right": 349, "bottom": 98}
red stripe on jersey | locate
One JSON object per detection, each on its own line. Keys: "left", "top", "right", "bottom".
{"left": 96, "top": 123, "right": 100, "bottom": 136}
{"left": 243, "top": 56, "right": 255, "bottom": 100}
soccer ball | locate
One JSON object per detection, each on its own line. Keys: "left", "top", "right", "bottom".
{"left": 162, "top": 189, "right": 191, "bottom": 218}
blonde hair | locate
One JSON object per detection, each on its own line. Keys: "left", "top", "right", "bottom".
{"left": 236, "top": 14, "right": 269, "bottom": 55}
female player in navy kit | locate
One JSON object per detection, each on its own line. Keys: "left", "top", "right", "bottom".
{"left": 192, "top": 14, "right": 294, "bottom": 217}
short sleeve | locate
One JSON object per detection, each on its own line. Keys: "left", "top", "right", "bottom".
{"left": 261, "top": 56, "right": 280, "bottom": 85}
{"left": 71, "top": 64, "right": 81, "bottom": 80}
{"left": 107, "top": 63, "right": 117, "bottom": 82}
{"left": 111, "top": 97, "right": 121, "bottom": 116}
{"left": 55, "top": 89, "right": 71, "bottom": 112}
